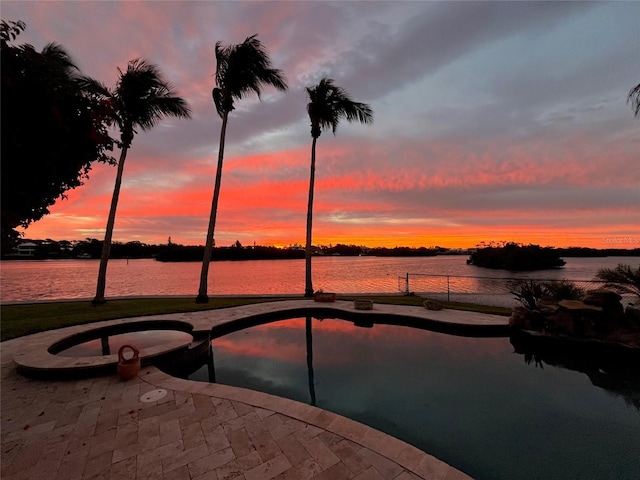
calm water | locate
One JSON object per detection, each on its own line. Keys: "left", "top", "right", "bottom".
{"left": 189, "top": 317, "right": 640, "bottom": 480}
{"left": 57, "top": 330, "right": 193, "bottom": 357}
{"left": 1, "top": 256, "right": 638, "bottom": 303}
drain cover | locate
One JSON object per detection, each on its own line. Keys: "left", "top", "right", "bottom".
{"left": 140, "top": 389, "right": 167, "bottom": 403}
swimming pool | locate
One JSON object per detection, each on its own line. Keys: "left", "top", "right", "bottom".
{"left": 187, "top": 316, "right": 640, "bottom": 480}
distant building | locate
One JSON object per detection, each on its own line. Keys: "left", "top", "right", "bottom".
{"left": 15, "top": 242, "right": 37, "bottom": 257}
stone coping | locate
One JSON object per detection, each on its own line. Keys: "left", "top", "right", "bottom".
{"left": 13, "top": 299, "right": 509, "bottom": 376}
{"left": 13, "top": 318, "right": 197, "bottom": 377}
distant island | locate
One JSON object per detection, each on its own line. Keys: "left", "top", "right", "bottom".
{"left": 2, "top": 238, "right": 639, "bottom": 262}
{"left": 467, "top": 242, "right": 566, "bottom": 271}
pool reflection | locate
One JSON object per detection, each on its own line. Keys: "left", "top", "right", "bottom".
{"left": 188, "top": 317, "right": 640, "bottom": 480}
{"left": 57, "top": 330, "right": 193, "bottom": 357}
{"left": 306, "top": 317, "right": 316, "bottom": 406}
{"left": 511, "top": 333, "right": 640, "bottom": 411}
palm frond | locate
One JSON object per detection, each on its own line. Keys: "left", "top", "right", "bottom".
{"left": 77, "top": 76, "right": 112, "bottom": 97}
{"left": 337, "top": 99, "right": 373, "bottom": 125}
{"left": 135, "top": 95, "right": 192, "bottom": 131}
{"left": 110, "top": 58, "right": 192, "bottom": 140}
{"left": 213, "top": 34, "right": 288, "bottom": 117}
{"left": 306, "top": 76, "right": 373, "bottom": 138}
{"left": 628, "top": 83, "right": 640, "bottom": 118}
{"left": 40, "top": 42, "right": 78, "bottom": 72}
{"left": 595, "top": 263, "right": 640, "bottom": 298}
{"left": 1, "top": 19, "right": 26, "bottom": 43}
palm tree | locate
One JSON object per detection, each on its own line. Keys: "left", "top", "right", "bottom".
{"left": 595, "top": 263, "right": 640, "bottom": 300}
{"left": 196, "top": 35, "right": 287, "bottom": 303}
{"left": 304, "top": 77, "right": 373, "bottom": 297}
{"left": 90, "top": 59, "right": 191, "bottom": 304}
{"left": 629, "top": 83, "right": 640, "bottom": 118}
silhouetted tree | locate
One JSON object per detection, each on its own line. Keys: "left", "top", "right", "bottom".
{"left": 629, "top": 83, "right": 640, "bottom": 118}
{"left": 467, "top": 242, "right": 565, "bottom": 271}
{"left": 1, "top": 20, "right": 114, "bottom": 247}
{"left": 87, "top": 59, "right": 191, "bottom": 304}
{"left": 196, "top": 35, "right": 287, "bottom": 303}
{"left": 595, "top": 263, "right": 640, "bottom": 299}
{"left": 304, "top": 78, "right": 373, "bottom": 296}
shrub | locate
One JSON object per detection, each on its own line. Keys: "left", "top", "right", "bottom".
{"left": 595, "top": 264, "right": 640, "bottom": 300}
{"left": 510, "top": 280, "right": 547, "bottom": 310}
{"left": 510, "top": 279, "right": 585, "bottom": 310}
{"left": 542, "top": 280, "right": 585, "bottom": 300}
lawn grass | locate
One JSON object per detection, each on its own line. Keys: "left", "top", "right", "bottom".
{"left": 1, "top": 295, "right": 511, "bottom": 342}
{"left": 338, "top": 294, "right": 512, "bottom": 316}
{"left": 0, "top": 297, "right": 296, "bottom": 342}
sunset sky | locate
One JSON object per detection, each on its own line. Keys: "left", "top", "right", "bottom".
{"left": 3, "top": 1, "right": 639, "bottom": 249}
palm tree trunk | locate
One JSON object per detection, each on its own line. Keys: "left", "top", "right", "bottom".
{"left": 197, "top": 111, "right": 229, "bottom": 303}
{"left": 92, "top": 146, "right": 128, "bottom": 305}
{"left": 304, "top": 136, "right": 317, "bottom": 297}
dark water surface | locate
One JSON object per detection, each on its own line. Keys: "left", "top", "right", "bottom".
{"left": 56, "top": 330, "right": 193, "bottom": 357}
{"left": 189, "top": 317, "right": 640, "bottom": 480}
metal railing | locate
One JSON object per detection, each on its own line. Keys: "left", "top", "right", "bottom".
{"left": 398, "top": 273, "right": 608, "bottom": 308}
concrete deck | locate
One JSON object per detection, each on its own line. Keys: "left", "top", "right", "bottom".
{"left": 2, "top": 300, "right": 507, "bottom": 479}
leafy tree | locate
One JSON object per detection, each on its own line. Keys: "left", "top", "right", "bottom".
{"left": 196, "top": 35, "right": 287, "bottom": 303}
{"left": 304, "top": 77, "right": 373, "bottom": 296}
{"left": 595, "top": 263, "right": 640, "bottom": 299}
{"left": 629, "top": 83, "right": 640, "bottom": 118}
{"left": 86, "top": 59, "right": 191, "bottom": 304}
{"left": 1, "top": 20, "right": 115, "bottom": 247}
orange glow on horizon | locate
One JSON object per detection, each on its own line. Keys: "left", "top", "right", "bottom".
{"left": 13, "top": 137, "right": 639, "bottom": 251}
{"left": 19, "top": 219, "right": 640, "bottom": 250}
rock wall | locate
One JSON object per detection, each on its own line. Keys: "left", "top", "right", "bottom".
{"left": 509, "top": 288, "right": 639, "bottom": 342}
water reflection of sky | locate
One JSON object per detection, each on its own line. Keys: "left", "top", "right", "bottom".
{"left": 57, "top": 330, "right": 193, "bottom": 357}
{"left": 3, "top": 256, "right": 637, "bottom": 302}
{"left": 194, "top": 317, "right": 640, "bottom": 480}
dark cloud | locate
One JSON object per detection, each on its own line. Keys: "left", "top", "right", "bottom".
{"left": 322, "top": 2, "right": 599, "bottom": 100}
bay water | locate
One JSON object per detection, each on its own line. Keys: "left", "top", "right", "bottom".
{"left": 1, "top": 255, "right": 637, "bottom": 303}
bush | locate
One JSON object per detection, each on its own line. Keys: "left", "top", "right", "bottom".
{"left": 542, "top": 280, "right": 585, "bottom": 300}
{"left": 510, "top": 280, "right": 547, "bottom": 310}
{"left": 510, "top": 279, "right": 584, "bottom": 310}
{"left": 595, "top": 264, "right": 640, "bottom": 300}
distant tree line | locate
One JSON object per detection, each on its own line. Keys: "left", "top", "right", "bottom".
{"left": 555, "top": 247, "right": 640, "bottom": 257}
{"left": 4, "top": 239, "right": 638, "bottom": 262}
{"left": 2, "top": 240, "right": 446, "bottom": 261}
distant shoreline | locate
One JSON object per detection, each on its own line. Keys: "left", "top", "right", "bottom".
{"left": 2, "top": 247, "right": 639, "bottom": 262}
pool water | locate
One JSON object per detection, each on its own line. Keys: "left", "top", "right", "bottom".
{"left": 188, "top": 317, "right": 640, "bottom": 480}
{"left": 56, "top": 330, "right": 193, "bottom": 357}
